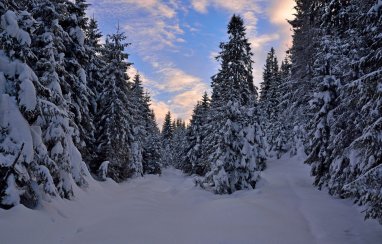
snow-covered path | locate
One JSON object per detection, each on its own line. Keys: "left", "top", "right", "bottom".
{"left": 1, "top": 155, "right": 381, "bottom": 244}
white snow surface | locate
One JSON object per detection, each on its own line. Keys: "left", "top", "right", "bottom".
{"left": 0, "top": 154, "right": 381, "bottom": 244}
{"left": 1, "top": 10, "right": 31, "bottom": 45}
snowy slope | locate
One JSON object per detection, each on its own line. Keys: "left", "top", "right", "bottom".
{"left": 0, "top": 154, "right": 381, "bottom": 244}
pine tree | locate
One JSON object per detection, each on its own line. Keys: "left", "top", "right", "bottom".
{"left": 29, "top": 0, "right": 90, "bottom": 197}
{"left": 287, "top": 0, "right": 324, "bottom": 152}
{"left": 161, "top": 111, "right": 174, "bottom": 167}
{"left": 330, "top": 0, "right": 382, "bottom": 221}
{"left": 171, "top": 118, "right": 187, "bottom": 169}
{"left": 287, "top": 0, "right": 382, "bottom": 222}
{"left": 183, "top": 92, "right": 210, "bottom": 175}
{"left": 82, "top": 16, "right": 104, "bottom": 166}
{"left": 142, "top": 97, "right": 161, "bottom": 175}
{"left": 0, "top": 2, "right": 59, "bottom": 208}
{"left": 129, "top": 74, "right": 147, "bottom": 177}
{"left": 94, "top": 27, "right": 134, "bottom": 182}
{"left": 259, "top": 48, "right": 285, "bottom": 156}
{"left": 198, "top": 15, "right": 266, "bottom": 194}
{"left": 273, "top": 56, "right": 293, "bottom": 158}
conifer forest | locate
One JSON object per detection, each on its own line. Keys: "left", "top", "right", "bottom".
{"left": 0, "top": 0, "right": 381, "bottom": 243}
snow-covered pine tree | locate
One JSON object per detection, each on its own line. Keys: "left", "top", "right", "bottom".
{"left": 142, "top": 94, "right": 161, "bottom": 175}
{"left": 57, "top": 0, "right": 95, "bottom": 173}
{"left": 259, "top": 48, "right": 284, "bottom": 156}
{"left": 273, "top": 56, "right": 292, "bottom": 157}
{"left": 82, "top": 16, "right": 105, "bottom": 166}
{"left": 305, "top": 34, "right": 340, "bottom": 189}
{"left": 260, "top": 48, "right": 278, "bottom": 104}
{"left": 287, "top": 0, "right": 324, "bottom": 153}
{"left": 0, "top": 2, "right": 60, "bottom": 208}
{"left": 183, "top": 92, "right": 210, "bottom": 175}
{"left": 128, "top": 74, "right": 147, "bottom": 177}
{"left": 288, "top": 0, "right": 382, "bottom": 222}
{"left": 328, "top": 0, "right": 382, "bottom": 222}
{"left": 94, "top": 27, "right": 134, "bottom": 182}
{"left": 198, "top": 15, "right": 266, "bottom": 194}
{"left": 171, "top": 118, "right": 187, "bottom": 170}
{"left": 84, "top": 17, "right": 104, "bottom": 97}
{"left": 28, "top": 0, "right": 89, "bottom": 197}
{"left": 160, "top": 111, "right": 174, "bottom": 167}
{"left": 162, "top": 111, "right": 173, "bottom": 140}
{"left": 0, "top": 3, "right": 37, "bottom": 208}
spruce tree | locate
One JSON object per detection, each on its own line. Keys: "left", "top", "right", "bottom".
{"left": 198, "top": 15, "right": 266, "bottom": 194}
{"left": 331, "top": 0, "right": 382, "bottom": 221}
{"left": 82, "top": 16, "right": 104, "bottom": 166}
{"left": 29, "top": 0, "right": 90, "bottom": 197}
{"left": 183, "top": 92, "right": 210, "bottom": 175}
{"left": 142, "top": 96, "right": 161, "bottom": 175}
{"left": 94, "top": 28, "right": 134, "bottom": 182}
{"left": 129, "top": 74, "right": 148, "bottom": 177}
{"left": 0, "top": 4, "right": 39, "bottom": 208}
{"left": 259, "top": 48, "right": 285, "bottom": 156}
{"left": 287, "top": 0, "right": 382, "bottom": 222}
{"left": 0, "top": 2, "right": 63, "bottom": 207}
{"left": 171, "top": 118, "right": 187, "bottom": 169}
{"left": 161, "top": 111, "right": 174, "bottom": 167}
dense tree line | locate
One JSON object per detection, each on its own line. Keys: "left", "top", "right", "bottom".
{"left": 0, "top": 0, "right": 160, "bottom": 209}
{"left": 259, "top": 0, "right": 382, "bottom": 223}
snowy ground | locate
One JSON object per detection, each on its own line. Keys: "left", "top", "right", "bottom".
{"left": 1, "top": 154, "right": 381, "bottom": 244}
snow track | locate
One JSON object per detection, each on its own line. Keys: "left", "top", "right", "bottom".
{"left": 0, "top": 155, "right": 381, "bottom": 244}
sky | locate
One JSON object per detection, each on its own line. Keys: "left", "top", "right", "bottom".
{"left": 86, "top": 0, "right": 296, "bottom": 126}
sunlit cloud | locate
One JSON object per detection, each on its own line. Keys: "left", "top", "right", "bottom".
{"left": 268, "top": 0, "right": 296, "bottom": 56}
{"left": 155, "top": 67, "right": 206, "bottom": 92}
{"left": 172, "top": 83, "right": 209, "bottom": 120}
{"left": 249, "top": 33, "right": 280, "bottom": 49}
{"left": 150, "top": 100, "right": 172, "bottom": 127}
{"left": 152, "top": 65, "right": 209, "bottom": 125}
{"left": 127, "top": 63, "right": 208, "bottom": 126}
{"left": 191, "top": 0, "right": 209, "bottom": 13}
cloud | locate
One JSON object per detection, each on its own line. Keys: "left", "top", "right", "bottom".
{"left": 155, "top": 67, "right": 206, "bottom": 92}
{"left": 192, "top": 0, "right": 209, "bottom": 13}
{"left": 209, "top": 51, "right": 219, "bottom": 61}
{"left": 249, "top": 33, "right": 280, "bottom": 49}
{"left": 150, "top": 100, "right": 172, "bottom": 128}
{"left": 89, "top": 0, "right": 185, "bottom": 54}
{"left": 127, "top": 62, "right": 208, "bottom": 126}
{"left": 171, "top": 83, "right": 209, "bottom": 120}
{"left": 116, "top": 0, "right": 176, "bottom": 18}
{"left": 151, "top": 65, "right": 209, "bottom": 125}
{"left": 191, "top": 0, "right": 261, "bottom": 14}
{"left": 268, "top": 0, "right": 296, "bottom": 53}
